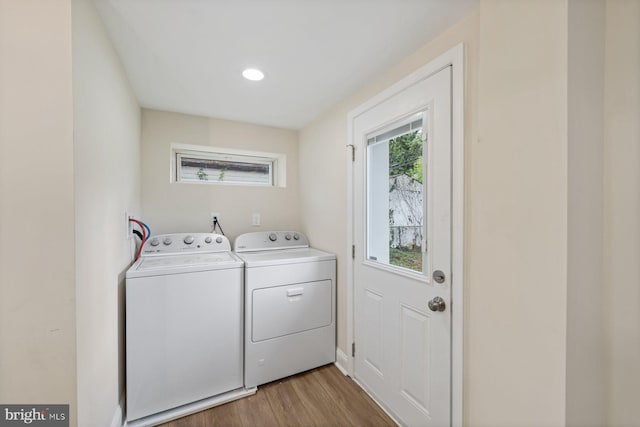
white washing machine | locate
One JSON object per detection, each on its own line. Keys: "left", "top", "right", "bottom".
{"left": 126, "top": 233, "right": 255, "bottom": 426}
{"left": 234, "top": 231, "right": 336, "bottom": 388}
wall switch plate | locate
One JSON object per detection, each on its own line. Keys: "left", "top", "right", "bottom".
{"left": 252, "top": 213, "right": 261, "bottom": 226}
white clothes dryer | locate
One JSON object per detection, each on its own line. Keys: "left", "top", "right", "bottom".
{"left": 126, "top": 233, "right": 254, "bottom": 426}
{"left": 234, "top": 231, "right": 336, "bottom": 388}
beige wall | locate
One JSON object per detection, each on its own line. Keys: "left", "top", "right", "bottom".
{"left": 604, "top": 1, "right": 640, "bottom": 426}
{"left": 300, "top": 8, "right": 480, "bottom": 358}
{"left": 72, "top": 0, "right": 141, "bottom": 426}
{"left": 0, "top": 0, "right": 77, "bottom": 425}
{"left": 300, "top": 1, "right": 581, "bottom": 425}
{"left": 300, "top": 1, "right": 640, "bottom": 424}
{"left": 471, "top": 1, "right": 570, "bottom": 425}
{"left": 566, "top": 1, "right": 605, "bottom": 425}
{"left": 1, "top": 1, "right": 638, "bottom": 426}
{"left": 141, "top": 109, "right": 300, "bottom": 239}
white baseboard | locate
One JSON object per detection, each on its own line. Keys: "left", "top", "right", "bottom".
{"left": 335, "top": 347, "right": 350, "bottom": 376}
{"left": 110, "top": 393, "right": 125, "bottom": 427}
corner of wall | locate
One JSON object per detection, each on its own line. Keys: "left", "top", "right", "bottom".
{"left": 603, "top": 1, "right": 640, "bottom": 425}
{"left": 565, "top": 1, "right": 606, "bottom": 425}
{"left": 72, "top": 0, "right": 142, "bottom": 425}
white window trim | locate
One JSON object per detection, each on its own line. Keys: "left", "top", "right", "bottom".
{"left": 170, "top": 143, "right": 287, "bottom": 188}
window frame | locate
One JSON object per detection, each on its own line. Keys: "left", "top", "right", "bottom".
{"left": 364, "top": 111, "right": 428, "bottom": 280}
{"left": 170, "top": 143, "right": 287, "bottom": 188}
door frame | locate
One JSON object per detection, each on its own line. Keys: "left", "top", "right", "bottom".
{"left": 344, "top": 43, "right": 464, "bottom": 427}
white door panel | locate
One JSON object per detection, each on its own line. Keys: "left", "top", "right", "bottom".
{"left": 352, "top": 66, "right": 452, "bottom": 426}
{"left": 399, "top": 304, "right": 431, "bottom": 414}
{"left": 363, "top": 289, "right": 384, "bottom": 375}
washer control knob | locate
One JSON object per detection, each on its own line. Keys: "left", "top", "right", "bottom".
{"left": 285, "top": 234, "right": 292, "bottom": 240}
{"left": 215, "top": 236, "right": 223, "bottom": 244}
{"left": 184, "top": 235, "right": 194, "bottom": 245}
{"left": 163, "top": 237, "right": 173, "bottom": 246}
{"left": 293, "top": 233, "right": 300, "bottom": 240}
{"left": 149, "top": 238, "right": 160, "bottom": 247}
{"left": 269, "top": 233, "right": 277, "bottom": 242}
{"left": 204, "top": 236, "right": 213, "bottom": 244}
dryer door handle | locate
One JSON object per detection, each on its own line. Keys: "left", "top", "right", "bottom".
{"left": 286, "top": 288, "right": 304, "bottom": 297}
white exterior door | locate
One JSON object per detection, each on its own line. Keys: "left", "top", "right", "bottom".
{"left": 352, "top": 66, "right": 452, "bottom": 427}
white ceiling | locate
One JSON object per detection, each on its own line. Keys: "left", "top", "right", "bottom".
{"left": 94, "top": 0, "right": 477, "bottom": 130}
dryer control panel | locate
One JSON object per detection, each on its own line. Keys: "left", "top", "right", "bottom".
{"left": 141, "top": 233, "right": 230, "bottom": 256}
{"left": 234, "top": 231, "right": 309, "bottom": 252}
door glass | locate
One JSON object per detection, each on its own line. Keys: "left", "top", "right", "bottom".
{"left": 366, "top": 113, "right": 425, "bottom": 274}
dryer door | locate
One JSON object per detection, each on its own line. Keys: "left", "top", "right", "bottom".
{"left": 252, "top": 280, "right": 332, "bottom": 342}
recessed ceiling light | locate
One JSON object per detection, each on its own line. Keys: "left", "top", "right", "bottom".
{"left": 242, "top": 68, "right": 264, "bottom": 81}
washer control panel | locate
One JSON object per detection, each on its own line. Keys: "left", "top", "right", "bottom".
{"left": 142, "top": 233, "right": 230, "bottom": 255}
{"left": 234, "top": 231, "right": 309, "bottom": 252}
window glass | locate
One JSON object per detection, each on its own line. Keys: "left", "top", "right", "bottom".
{"left": 178, "top": 154, "right": 272, "bottom": 185}
{"left": 366, "top": 115, "right": 425, "bottom": 274}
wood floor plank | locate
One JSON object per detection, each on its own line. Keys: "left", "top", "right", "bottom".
{"left": 288, "top": 369, "right": 352, "bottom": 426}
{"left": 158, "top": 365, "right": 396, "bottom": 427}
{"left": 217, "top": 402, "right": 244, "bottom": 427}
{"left": 233, "top": 391, "right": 280, "bottom": 426}
{"left": 263, "top": 376, "right": 318, "bottom": 427}
{"left": 311, "top": 366, "right": 395, "bottom": 426}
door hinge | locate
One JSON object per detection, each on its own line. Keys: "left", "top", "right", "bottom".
{"left": 347, "top": 144, "right": 355, "bottom": 162}
{"left": 352, "top": 342, "right": 356, "bottom": 357}
{"left": 352, "top": 245, "right": 355, "bottom": 259}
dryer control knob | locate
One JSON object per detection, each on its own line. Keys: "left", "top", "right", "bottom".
{"left": 285, "top": 234, "right": 292, "bottom": 240}
{"left": 149, "top": 238, "right": 160, "bottom": 247}
{"left": 163, "top": 237, "right": 173, "bottom": 246}
{"left": 215, "top": 236, "right": 223, "bottom": 244}
{"left": 204, "top": 236, "right": 213, "bottom": 244}
{"left": 269, "top": 233, "right": 277, "bottom": 242}
{"left": 184, "top": 235, "right": 194, "bottom": 245}
{"left": 293, "top": 233, "right": 300, "bottom": 240}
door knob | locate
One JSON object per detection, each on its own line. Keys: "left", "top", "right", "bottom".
{"left": 428, "top": 296, "right": 446, "bottom": 312}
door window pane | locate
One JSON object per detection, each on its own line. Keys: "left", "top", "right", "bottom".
{"left": 367, "top": 115, "right": 425, "bottom": 274}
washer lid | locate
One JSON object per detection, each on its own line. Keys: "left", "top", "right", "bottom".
{"left": 127, "top": 252, "right": 242, "bottom": 278}
{"left": 235, "top": 247, "right": 335, "bottom": 268}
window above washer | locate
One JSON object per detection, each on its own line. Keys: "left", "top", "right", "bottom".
{"left": 171, "top": 143, "right": 286, "bottom": 187}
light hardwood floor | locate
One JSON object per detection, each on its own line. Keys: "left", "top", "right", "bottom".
{"left": 159, "top": 364, "right": 396, "bottom": 427}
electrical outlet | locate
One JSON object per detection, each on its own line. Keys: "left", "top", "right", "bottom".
{"left": 210, "top": 212, "right": 220, "bottom": 227}
{"left": 252, "top": 213, "right": 261, "bottom": 226}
